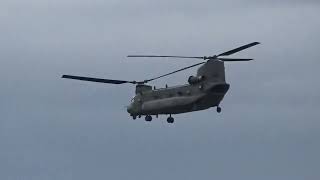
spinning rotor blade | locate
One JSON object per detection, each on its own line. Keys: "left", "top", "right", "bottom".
{"left": 63, "top": 43, "right": 260, "bottom": 85}
{"left": 218, "top": 58, "right": 253, "bottom": 61}
{"left": 128, "top": 42, "right": 260, "bottom": 61}
{"left": 62, "top": 75, "right": 137, "bottom": 84}
{"left": 145, "top": 62, "right": 205, "bottom": 83}
{"left": 127, "top": 55, "right": 204, "bottom": 59}
{"left": 217, "top": 42, "right": 260, "bottom": 57}
{"left": 62, "top": 62, "right": 205, "bottom": 85}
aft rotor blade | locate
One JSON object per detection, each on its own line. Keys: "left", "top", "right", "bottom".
{"left": 62, "top": 75, "right": 136, "bottom": 84}
{"left": 217, "top": 42, "right": 260, "bottom": 57}
{"left": 218, "top": 58, "right": 253, "bottom": 61}
{"left": 127, "top": 55, "right": 204, "bottom": 59}
{"left": 145, "top": 62, "right": 205, "bottom": 82}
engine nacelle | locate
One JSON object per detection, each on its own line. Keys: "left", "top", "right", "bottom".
{"left": 188, "top": 76, "right": 205, "bottom": 85}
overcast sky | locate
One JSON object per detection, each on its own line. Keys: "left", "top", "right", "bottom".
{"left": 1, "top": 0, "right": 320, "bottom": 180}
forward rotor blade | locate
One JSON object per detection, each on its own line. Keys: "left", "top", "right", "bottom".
{"left": 217, "top": 42, "right": 260, "bottom": 57}
{"left": 218, "top": 58, "right": 253, "bottom": 61}
{"left": 145, "top": 62, "right": 205, "bottom": 83}
{"left": 62, "top": 75, "right": 136, "bottom": 84}
{"left": 127, "top": 55, "right": 204, "bottom": 59}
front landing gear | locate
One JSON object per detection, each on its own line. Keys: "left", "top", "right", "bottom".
{"left": 145, "top": 115, "right": 152, "bottom": 122}
{"left": 167, "top": 115, "right": 174, "bottom": 123}
{"left": 132, "top": 115, "right": 174, "bottom": 123}
{"left": 216, "top": 106, "right": 222, "bottom": 113}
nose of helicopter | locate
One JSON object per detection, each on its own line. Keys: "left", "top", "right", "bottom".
{"left": 127, "top": 104, "right": 133, "bottom": 114}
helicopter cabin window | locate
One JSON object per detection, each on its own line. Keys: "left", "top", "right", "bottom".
{"left": 177, "top": 91, "right": 183, "bottom": 96}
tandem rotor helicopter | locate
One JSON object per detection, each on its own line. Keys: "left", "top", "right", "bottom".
{"left": 62, "top": 42, "right": 260, "bottom": 123}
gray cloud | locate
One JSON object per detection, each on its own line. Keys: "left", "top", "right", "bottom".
{"left": 1, "top": 0, "right": 320, "bottom": 180}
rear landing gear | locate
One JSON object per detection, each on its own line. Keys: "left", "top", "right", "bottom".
{"left": 145, "top": 115, "right": 152, "bottom": 122}
{"left": 216, "top": 106, "right": 222, "bottom": 113}
{"left": 167, "top": 115, "right": 174, "bottom": 123}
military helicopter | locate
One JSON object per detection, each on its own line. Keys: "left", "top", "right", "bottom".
{"left": 62, "top": 42, "right": 260, "bottom": 123}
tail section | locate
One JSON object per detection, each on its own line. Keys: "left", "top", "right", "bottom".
{"left": 197, "top": 60, "right": 226, "bottom": 83}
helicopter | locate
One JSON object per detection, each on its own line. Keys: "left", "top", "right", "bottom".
{"left": 62, "top": 42, "right": 260, "bottom": 123}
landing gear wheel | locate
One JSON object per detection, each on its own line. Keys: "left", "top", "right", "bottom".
{"left": 167, "top": 117, "right": 174, "bottom": 123}
{"left": 216, "top": 106, "right": 222, "bottom": 113}
{"left": 145, "top": 115, "right": 152, "bottom": 122}
{"left": 132, "top": 116, "right": 137, "bottom": 120}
